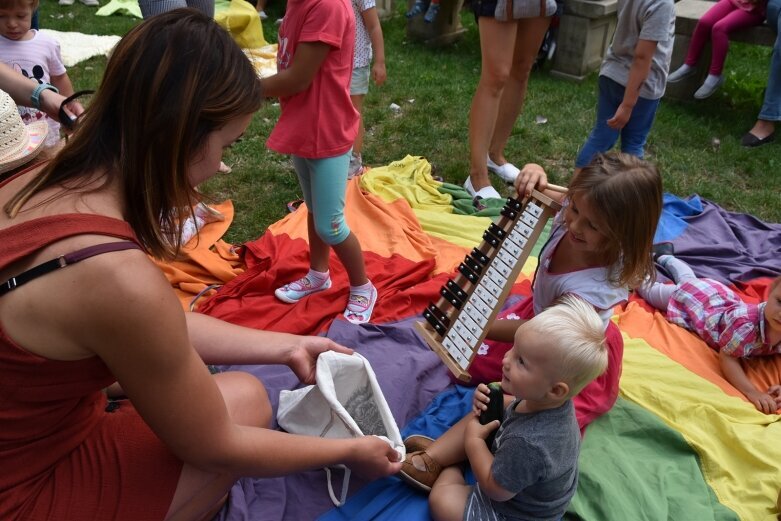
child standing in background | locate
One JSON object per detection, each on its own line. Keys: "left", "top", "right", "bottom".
{"left": 469, "top": 152, "right": 663, "bottom": 431}
{"left": 399, "top": 296, "right": 608, "bottom": 520}
{"left": 348, "top": 0, "right": 386, "bottom": 178}
{"left": 0, "top": 0, "right": 82, "bottom": 147}
{"left": 575, "top": 0, "right": 675, "bottom": 172}
{"left": 263, "top": 0, "right": 379, "bottom": 325}
{"left": 640, "top": 256, "right": 781, "bottom": 414}
{"left": 667, "top": 0, "right": 767, "bottom": 99}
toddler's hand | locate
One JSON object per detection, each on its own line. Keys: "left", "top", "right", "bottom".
{"left": 749, "top": 390, "right": 779, "bottom": 414}
{"left": 465, "top": 415, "right": 500, "bottom": 440}
{"left": 514, "top": 163, "right": 548, "bottom": 198}
{"left": 472, "top": 383, "right": 491, "bottom": 416}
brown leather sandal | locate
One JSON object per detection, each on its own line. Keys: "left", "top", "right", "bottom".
{"left": 398, "top": 450, "right": 442, "bottom": 493}
{"left": 403, "top": 434, "right": 434, "bottom": 454}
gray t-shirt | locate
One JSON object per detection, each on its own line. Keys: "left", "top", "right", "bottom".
{"left": 474, "top": 399, "right": 580, "bottom": 521}
{"left": 600, "top": 0, "right": 675, "bottom": 100}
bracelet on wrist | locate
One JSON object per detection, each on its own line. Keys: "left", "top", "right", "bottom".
{"left": 30, "top": 83, "right": 59, "bottom": 110}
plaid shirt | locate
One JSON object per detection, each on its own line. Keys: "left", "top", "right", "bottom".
{"left": 667, "top": 278, "right": 777, "bottom": 358}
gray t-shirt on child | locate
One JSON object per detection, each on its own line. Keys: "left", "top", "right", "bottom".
{"left": 600, "top": 0, "right": 675, "bottom": 100}
{"left": 486, "top": 399, "right": 580, "bottom": 520}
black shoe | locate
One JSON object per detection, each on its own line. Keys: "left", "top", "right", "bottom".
{"left": 741, "top": 131, "right": 775, "bottom": 148}
{"left": 652, "top": 242, "right": 674, "bottom": 262}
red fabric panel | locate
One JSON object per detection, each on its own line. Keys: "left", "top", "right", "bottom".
{"left": 198, "top": 232, "right": 450, "bottom": 335}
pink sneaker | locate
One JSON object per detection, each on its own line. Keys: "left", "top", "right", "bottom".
{"left": 344, "top": 284, "right": 377, "bottom": 324}
{"left": 275, "top": 276, "right": 332, "bottom": 303}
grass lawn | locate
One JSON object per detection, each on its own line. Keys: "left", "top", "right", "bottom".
{"left": 43, "top": 1, "right": 779, "bottom": 245}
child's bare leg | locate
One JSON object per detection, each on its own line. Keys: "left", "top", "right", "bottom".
{"left": 331, "top": 233, "right": 368, "bottom": 286}
{"left": 429, "top": 467, "right": 472, "bottom": 521}
{"left": 409, "top": 414, "right": 471, "bottom": 472}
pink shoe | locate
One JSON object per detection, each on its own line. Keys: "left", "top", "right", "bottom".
{"left": 344, "top": 284, "right": 377, "bottom": 324}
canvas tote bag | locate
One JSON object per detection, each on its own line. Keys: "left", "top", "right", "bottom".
{"left": 277, "top": 352, "right": 405, "bottom": 506}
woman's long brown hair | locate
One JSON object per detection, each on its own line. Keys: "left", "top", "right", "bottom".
{"left": 4, "top": 9, "right": 262, "bottom": 259}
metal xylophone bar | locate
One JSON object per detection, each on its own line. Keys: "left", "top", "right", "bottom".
{"left": 415, "top": 186, "right": 564, "bottom": 382}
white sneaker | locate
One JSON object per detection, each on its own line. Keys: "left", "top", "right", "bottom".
{"left": 486, "top": 156, "right": 520, "bottom": 184}
{"left": 694, "top": 75, "right": 724, "bottom": 100}
{"left": 667, "top": 64, "right": 696, "bottom": 83}
{"left": 80, "top": 0, "right": 99, "bottom": 5}
{"left": 258, "top": 10, "right": 268, "bottom": 19}
{"left": 58, "top": 0, "right": 75, "bottom": 5}
{"left": 463, "top": 177, "right": 502, "bottom": 199}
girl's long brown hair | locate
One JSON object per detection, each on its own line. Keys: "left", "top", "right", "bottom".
{"left": 4, "top": 9, "right": 262, "bottom": 259}
{"left": 569, "top": 152, "right": 663, "bottom": 289}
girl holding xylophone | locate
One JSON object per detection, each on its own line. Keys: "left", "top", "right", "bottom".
{"left": 470, "top": 151, "right": 663, "bottom": 431}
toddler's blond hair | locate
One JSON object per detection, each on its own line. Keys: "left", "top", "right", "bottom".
{"left": 525, "top": 295, "right": 608, "bottom": 397}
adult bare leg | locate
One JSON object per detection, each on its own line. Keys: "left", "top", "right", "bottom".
{"left": 165, "top": 372, "right": 271, "bottom": 521}
{"left": 488, "top": 16, "right": 552, "bottom": 165}
{"left": 467, "top": 17, "right": 520, "bottom": 192}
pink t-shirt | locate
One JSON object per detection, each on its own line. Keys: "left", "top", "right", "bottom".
{"left": 266, "top": 0, "right": 359, "bottom": 159}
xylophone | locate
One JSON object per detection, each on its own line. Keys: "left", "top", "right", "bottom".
{"left": 415, "top": 187, "right": 565, "bottom": 382}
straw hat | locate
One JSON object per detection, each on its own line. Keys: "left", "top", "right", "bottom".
{"left": 0, "top": 90, "right": 49, "bottom": 175}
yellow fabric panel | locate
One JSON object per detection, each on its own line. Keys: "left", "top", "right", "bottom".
{"left": 619, "top": 334, "right": 781, "bottom": 521}
{"left": 360, "top": 155, "right": 493, "bottom": 248}
{"left": 215, "top": 0, "right": 268, "bottom": 49}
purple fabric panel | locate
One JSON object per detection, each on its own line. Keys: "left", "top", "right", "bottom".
{"left": 214, "top": 316, "right": 451, "bottom": 521}
{"left": 669, "top": 198, "right": 781, "bottom": 284}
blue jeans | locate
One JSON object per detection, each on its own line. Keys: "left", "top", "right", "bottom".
{"left": 575, "top": 75, "right": 661, "bottom": 168}
{"left": 759, "top": 0, "right": 781, "bottom": 121}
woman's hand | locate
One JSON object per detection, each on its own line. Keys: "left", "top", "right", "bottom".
{"left": 286, "top": 336, "right": 353, "bottom": 384}
{"left": 345, "top": 436, "right": 403, "bottom": 479}
{"left": 514, "top": 163, "right": 548, "bottom": 198}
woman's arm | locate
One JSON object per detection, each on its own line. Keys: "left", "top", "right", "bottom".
{"left": 261, "top": 41, "right": 330, "bottom": 98}
{"left": 76, "top": 255, "right": 399, "bottom": 477}
{"left": 185, "top": 312, "right": 352, "bottom": 385}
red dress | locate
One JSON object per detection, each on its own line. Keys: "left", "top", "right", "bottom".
{"left": 0, "top": 209, "right": 182, "bottom": 520}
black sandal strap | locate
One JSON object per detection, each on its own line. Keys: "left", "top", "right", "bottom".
{"left": 0, "top": 241, "right": 141, "bottom": 297}
{"left": 58, "top": 89, "right": 95, "bottom": 130}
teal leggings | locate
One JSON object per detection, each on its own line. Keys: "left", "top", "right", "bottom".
{"left": 293, "top": 152, "right": 351, "bottom": 245}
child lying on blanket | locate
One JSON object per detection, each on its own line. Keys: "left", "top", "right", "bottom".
{"left": 639, "top": 255, "right": 781, "bottom": 414}
{"left": 468, "top": 152, "right": 663, "bottom": 431}
{"left": 399, "top": 296, "right": 608, "bottom": 521}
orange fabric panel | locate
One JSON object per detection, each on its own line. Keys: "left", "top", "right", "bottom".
{"left": 266, "top": 178, "right": 469, "bottom": 276}
{"left": 618, "top": 287, "right": 781, "bottom": 407}
{"left": 154, "top": 201, "right": 245, "bottom": 310}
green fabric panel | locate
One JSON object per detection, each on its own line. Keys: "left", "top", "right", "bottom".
{"left": 566, "top": 398, "right": 739, "bottom": 521}
{"left": 437, "top": 182, "right": 505, "bottom": 218}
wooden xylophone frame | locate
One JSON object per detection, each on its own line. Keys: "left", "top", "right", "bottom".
{"left": 415, "top": 189, "right": 562, "bottom": 382}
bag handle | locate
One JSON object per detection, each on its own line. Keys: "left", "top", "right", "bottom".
{"left": 324, "top": 465, "right": 351, "bottom": 507}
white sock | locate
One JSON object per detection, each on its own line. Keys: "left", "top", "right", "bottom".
{"left": 307, "top": 268, "right": 330, "bottom": 287}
